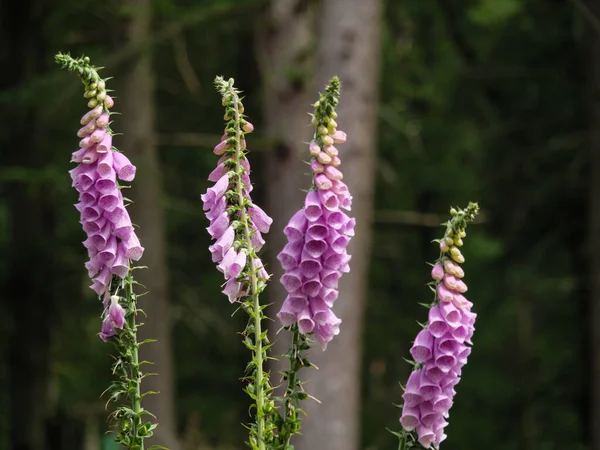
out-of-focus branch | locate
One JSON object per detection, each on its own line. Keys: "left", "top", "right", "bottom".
{"left": 0, "top": 0, "right": 267, "bottom": 104}
{"left": 171, "top": 31, "right": 200, "bottom": 94}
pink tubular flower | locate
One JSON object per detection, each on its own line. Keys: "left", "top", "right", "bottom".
{"left": 203, "top": 78, "right": 272, "bottom": 302}
{"left": 66, "top": 77, "right": 143, "bottom": 340}
{"left": 400, "top": 204, "right": 479, "bottom": 448}
{"left": 276, "top": 77, "right": 352, "bottom": 350}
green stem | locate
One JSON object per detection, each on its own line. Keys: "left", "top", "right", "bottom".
{"left": 230, "top": 85, "right": 266, "bottom": 450}
{"left": 126, "top": 270, "right": 144, "bottom": 450}
{"left": 283, "top": 325, "right": 300, "bottom": 447}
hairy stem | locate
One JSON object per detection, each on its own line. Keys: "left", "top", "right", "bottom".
{"left": 230, "top": 84, "right": 265, "bottom": 450}
{"left": 282, "top": 324, "right": 303, "bottom": 447}
{"left": 126, "top": 270, "right": 144, "bottom": 450}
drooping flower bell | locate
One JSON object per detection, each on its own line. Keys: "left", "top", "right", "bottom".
{"left": 399, "top": 203, "right": 479, "bottom": 449}
{"left": 276, "top": 77, "right": 354, "bottom": 350}
{"left": 202, "top": 77, "right": 272, "bottom": 302}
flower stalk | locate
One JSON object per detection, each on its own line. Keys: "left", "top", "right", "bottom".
{"left": 275, "top": 324, "right": 312, "bottom": 449}
{"left": 232, "top": 82, "right": 267, "bottom": 450}
{"left": 274, "top": 76, "right": 353, "bottom": 448}
{"left": 395, "top": 203, "right": 479, "bottom": 449}
{"left": 203, "top": 77, "right": 274, "bottom": 449}
{"left": 55, "top": 53, "right": 159, "bottom": 450}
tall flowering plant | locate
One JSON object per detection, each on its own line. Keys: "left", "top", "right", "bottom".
{"left": 276, "top": 76, "right": 354, "bottom": 349}
{"left": 395, "top": 203, "right": 479, "bottom": 449}
{"left": 56, "top": 54, "right": 160, "bottom": 450}
{"left": 202, "top": 77, "right": 273, "bottom": 450}
{"left": 272, "top": 76, "right": 355, "bottom": 448}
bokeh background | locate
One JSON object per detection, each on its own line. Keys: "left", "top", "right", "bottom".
{"left": 0, "top": 0, "right": 595, "bottom": 449}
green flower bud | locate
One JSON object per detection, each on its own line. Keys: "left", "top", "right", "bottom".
{"left": 84, "top": 89, "right": 97, "bottom": 98}
{"left": 96, "top": 91, "right": 106, "bottom": 101}
{"left": 87, "top": 98, "right": 98, "bottom": 108}
{"left": 97, "top": 79, "right": 106, "bottom": 91}
{"left": 450, "top": 246, "right": 464, "bottom": 263}
{"left": 318, "top": 125, "right": 328, "bottom": 136}
{"left": 450, "top": 208, "right": 458, "bottom": 216}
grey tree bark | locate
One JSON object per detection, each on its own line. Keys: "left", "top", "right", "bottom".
{"left": 118, "top": 1, "right": 180, "bottom": 448}
{"left": 296, "top": 1, "right": 382, "bottom": 450}
{"left": 256, "top": 0, "right": 318, "bottom": 390}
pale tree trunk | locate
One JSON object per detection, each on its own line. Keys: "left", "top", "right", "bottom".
{"left": 296, "top": 1, "right": 382, "bottom": 450}
{"left": 119, "top": 1, "right": 180, "bottom": 448}
{"left": 256, "top": 0, "right": 317, "bottom": 388}
{"left": 590, "top": 0, "right": 600, "bottom": 447}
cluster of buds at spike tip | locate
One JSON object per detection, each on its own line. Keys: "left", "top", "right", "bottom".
{"left": 276, "top": 77, "right": 354, "bottom": 350}
{"left": 398, "top": 203, "right": 479, "bottom": 449}
{"left": 56, "top": 53, "right": 142, "bottom": 341}
{"left": 202, "top": 77, "right": 272, "bottom": 302}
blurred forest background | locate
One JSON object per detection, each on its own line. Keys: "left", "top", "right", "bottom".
{"left": 0, "top": 0, "right": 597, "bottom": 449}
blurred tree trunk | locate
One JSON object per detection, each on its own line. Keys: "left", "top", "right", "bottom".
{"left": 296, "top": 1, "right": 382, "bottom": 450}
{"left": 590, "top": 0, "right": 600, "bottom": 447}
{"left": 1, "top": 0, "right": 54, "bottom": 449}
{"left": 256, "top": 0, "right": 317, "bottom": 389}
{"left": 119, "top": 1, "right": 180, "bottom": 448}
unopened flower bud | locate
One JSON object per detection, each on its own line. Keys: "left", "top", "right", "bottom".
{"left": 450, "top": 208, "right": 458, "bottom": 216}
{"left": 332, "top": 130, "right": 347, "bottom": 144}
{"left": 87, "top": 98, "right": 98, "bottom": 108}
{"left": 332, "top": 156, "right": 341, "bottom": 167}
{"left": 84, "top": 89, "right": 97, "bottom": 98}
{"left": 440, "top": 241, "right": 449, "bottom": 252}
{"left": 431, "top": 263, "right": 444, "bottom": 280}
{"left": 309, "top": 141, "right": 321, "bottom": 156}
{"left": 324, "top": 165, "right": 343, "bottom": 181}
{"left": 214, "top": 140, "right": 229, "bottom": 155}
{"left": 317, "top": 152, "right": 332, "bottom": 165}
{"left": 77, "top": 119, "right": 96, "bottom": 138}
{"left": 242, "top": 121, "right": 254, "bottom": 133}
{"left": 323, "top": 135, "right": 334, "bottom": 146}
{"left": 96, "top": 91, "right": 106, "bottom": 102}
{"left": 315, "top": 173, "right": 332, "bottom": 190}
{"left": 311, "top": 160, "right": 324, "bottom": 173}
{"left": 318, "top": 126, "right": 328, "bottom": 136}
{"left": 104, "top": 95, "right": 114, "bottom": 108}
{"left": 454, "top": 237, "right": 464, "bottom": 247}
{"left": 445, "top": 236, "right": 454, "bottom": 246}
{"left": 450, "top": 247, "right": 464, "bottom": 263}
{"left": 96, "top": 113, "right": 109, "bottom": 128}
{"left": 97, "top": 79, "right": 106, "bottom": 91}
{"left": 324, "top": 145, "right": 338, "bottom": 157}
